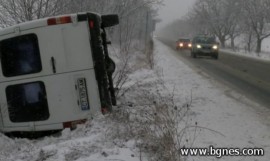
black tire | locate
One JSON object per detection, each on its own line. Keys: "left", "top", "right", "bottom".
{"left": 107, "top": 73, "right": 116, "bottom": 106}
{"left": 106, "top": 58, "right": 117, "bottom": 106}
{"left": 101, "top": 74, "right": 113, "bottom": 112}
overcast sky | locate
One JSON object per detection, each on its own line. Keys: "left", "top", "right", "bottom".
{"left": 157, "top": 0, "right": 196, "bottom": 30}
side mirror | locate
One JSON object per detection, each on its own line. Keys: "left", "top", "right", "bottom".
{"left": 101, "top": 14, "right": 119, "bottom": 28}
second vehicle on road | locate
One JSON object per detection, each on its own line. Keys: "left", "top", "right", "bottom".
{"left": 191, "top": 35, "right": 219, "bottom": 59}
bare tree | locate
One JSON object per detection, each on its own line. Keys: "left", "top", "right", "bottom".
{"left": 185, "top": 0, "right": 244, "bottom": 49}
{"left": 224, "top": 0, "right": 242, "bottom": 49}
{"left": 241, "top": 0, "right": 270, "bottom": 53}
{"left": 0, "top": 0, "right": 69, "bottom": 27}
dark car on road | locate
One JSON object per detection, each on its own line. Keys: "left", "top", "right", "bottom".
{"left": 176, "top": 38, "right": 192, "bottom": 50}
{"left": 191, "top": 35, "right": 219, "bottom": 59}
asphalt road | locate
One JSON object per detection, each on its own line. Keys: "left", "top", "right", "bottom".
{"left": 159, "top": 39, "right": 270, "bottom": 108}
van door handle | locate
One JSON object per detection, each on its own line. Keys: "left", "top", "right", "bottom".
{"left": 51, "top": 57, "right": 56, "bottom": 73}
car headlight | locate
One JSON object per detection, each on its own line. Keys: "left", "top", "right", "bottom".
{"left": 212, "top": 45, "right": 218, "bottom": 50}
{"left": 188, "top": 43, "right": 192, "bottom": 47}
{"left": 197, "top": 44, "right": 201, "bottom": 49}
{"left": 179, "top": 43, "right": 183, "bottom": 47}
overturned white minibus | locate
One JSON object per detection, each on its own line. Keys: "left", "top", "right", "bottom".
{"left": 0, "top": 12, "right": 118, "bottom": 133}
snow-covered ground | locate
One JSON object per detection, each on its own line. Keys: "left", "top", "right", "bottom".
{"left": 0, "top": 116, "right": 143, "bottom": 161}
{"left": 153, "top": 40, "right": 270, "bottom": 161}
{"left": 221, "top": 48, "right": 270, "bottom": 61}
{"left": 222, "top": 37, "right": 270, "bottom": 61}
{"left": 1, "top": 39, "right": 270, "bottom": 161}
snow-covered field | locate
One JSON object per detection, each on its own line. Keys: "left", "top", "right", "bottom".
{"left": 222, "top": 37, "right": 270, "bottom": 61}
{"left": 221, "top": 48, "right": 270, "bottom": 61}
{"left": 1, "top": 39, "right": 270, "bottom": 161}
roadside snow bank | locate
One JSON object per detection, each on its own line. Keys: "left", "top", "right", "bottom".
{"left": 0, "top": 116, "right": 142, "bottom": 161}
{"left": 221, "top": 49, "right": 270, "bottom": 61}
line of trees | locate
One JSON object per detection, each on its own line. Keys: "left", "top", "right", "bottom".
{"left": 0, "top": 0, "right": 161, "bottom": 44}
{"left": 186, "top": 0, "right": 270, "bottom": 53}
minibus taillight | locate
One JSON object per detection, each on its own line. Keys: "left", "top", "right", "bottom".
{"left": 89, "top": 20, "right": 94, "bottom": 29}
{"left": 47, "top": 16, "right": 72, "bottom": 25}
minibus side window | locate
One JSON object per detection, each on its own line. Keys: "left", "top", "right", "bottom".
{"left": 0, "top": 34, "right": 42, "bottom": 77}
{"left": 6, "top": 81, "right": 49, "bottom": 122}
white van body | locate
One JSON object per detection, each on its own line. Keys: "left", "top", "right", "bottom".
{"left": 0, "top": 12, "right": 117, "bottom": 132}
